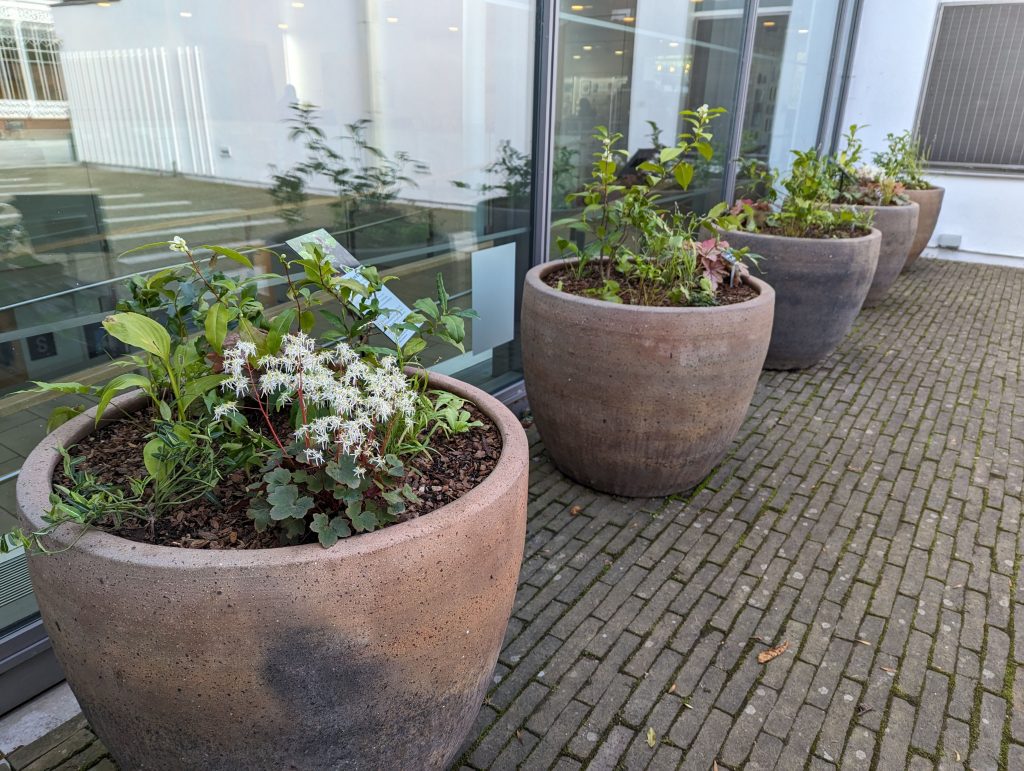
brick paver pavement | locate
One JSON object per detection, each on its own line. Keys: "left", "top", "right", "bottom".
{"left": 4, "top": 257, "right": 1024, "bottom": 770}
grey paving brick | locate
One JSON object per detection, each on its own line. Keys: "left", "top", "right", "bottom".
{"left": 910, "top": 670, "right": 948, "bottom": 754}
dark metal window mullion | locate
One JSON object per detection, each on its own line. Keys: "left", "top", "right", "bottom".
{"left": 722, "top": 0, "right": 760, "bottom": 206}
{"left": 529, "top": 0, "right": 559, "bottom": 268}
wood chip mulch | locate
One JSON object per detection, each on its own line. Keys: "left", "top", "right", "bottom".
{"left": 53, "top": 402, "right": 501, "bottom": 550}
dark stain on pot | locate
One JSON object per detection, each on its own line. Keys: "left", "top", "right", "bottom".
{"left": 262, "top": 625, "right": 459, "bottom": 769}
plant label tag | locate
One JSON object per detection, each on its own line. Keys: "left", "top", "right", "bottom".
{"left": 341, "top": 269, "right": 417, "bottom": 348}
{"left": 286, "top": 228, "right": 360, "bottom": 269}
{"left": 286, "top": 228, "right": 417, "bottom": 348}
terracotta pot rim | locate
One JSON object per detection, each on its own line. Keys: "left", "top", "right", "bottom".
{"left": 906, "top": 184, "right": 944, "bottom": 193}
{"left": 719, "top": 226, "right": 882, "bottom": 247}
{"left": 829, "top": 200, "right": 919, "bottom": 210}
{"left": 526, "top": 258, "right": 775, "bottom": 315}
{"left": 16, "top": 370, "right": 528, "bottom": 567}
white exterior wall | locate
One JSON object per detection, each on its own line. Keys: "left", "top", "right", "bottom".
{"left": 842, "top": 0, "right": 1024, "bottom": 258}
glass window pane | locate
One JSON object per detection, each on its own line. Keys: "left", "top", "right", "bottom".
{"left": 553, "top": 0, "right": 746, "bottom": 227}
{"left": 741, "top": 1, "right": 842, "bottom": 171}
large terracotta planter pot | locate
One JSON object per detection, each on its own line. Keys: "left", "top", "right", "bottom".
{"left": 840, "top": 201, "right": 918, "bottom": 307}
{"left": 521, "top": 260, "right": 774, "bottom": 497}
{"left": 904, "top": 186, "right": 945, "bottom": 269}
{"left": 721, "top": 228, "right": 881, "bottom": 370}
{"left": 17, "top": 373, "right": 529, "bottom": 771}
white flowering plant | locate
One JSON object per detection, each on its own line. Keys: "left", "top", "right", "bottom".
{"left": 3, "top": 235, "right": 483, "bottom": 552}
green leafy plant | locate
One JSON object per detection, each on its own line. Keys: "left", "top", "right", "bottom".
{"left": 874, "top": 130, "right": 932, "bottom": 190}
{"left": 733, "top": 139, "right": 875, "bottom": 239}
{"left": 3, "top": 234, "right": 481, "bottom": 553}
{"left": 553, "top": 105, "right": 757, "bottom": 306}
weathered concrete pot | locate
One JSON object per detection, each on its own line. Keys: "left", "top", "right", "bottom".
{"left": 721, "top": 228, "right": 881, "bottom": 370}
{"left": 521, "top": 259, "right": 774, "bottom": 497}
{"left": 17, "top": 372, "right": 529, "bottom": 771}
{"left": 838, "top": 201, "right": 918, "bottom": 307}
{"left": 904, "top": 186, "right": 945, "bottom": 269}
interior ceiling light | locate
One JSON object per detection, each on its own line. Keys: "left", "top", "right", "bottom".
{"left": 386, "top": 16, "right": 398, "bottom": 23}
{"left": 798, "top": 28, "right": 809, "bottom": 33}
{"left": 97, "top": 2, "right": 112, "bottom": 6}
{"left": 668, "top": 41, "right": 679, "bottom": 47}
{"left": 582, "top": 44, "right": 593, "bottom": 50}
{"left": 179, "top": 10, "right": 192, "bottom": 17}
{"left": 449, "top": 26, "right": 459, "bottom": 32}
{"left": 277, "top": 22, "right": 288, "bottom": 29}
{"left": 763, "top": 20, "right": 776, "bottom": 27}
{"left": 614, "top": 49, "right": 624, "bottom": 55}
{"left": 572, "top": 54, "right": 582, "bottom": 59}
{"left": 291, "top": 1, "right": 305, "bottom": 7}
{"left": 623, "top": 16, "right": 635, "bottom": 23}
{"left": 571, "top": 4, "right": 584, "bottom": 10}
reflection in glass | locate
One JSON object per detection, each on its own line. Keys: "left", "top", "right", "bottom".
{"left": 742, "top": 1, "right": 842, "bottom": 171}
{"left": 554, "top": 0, "right": 745, "bottom": 221}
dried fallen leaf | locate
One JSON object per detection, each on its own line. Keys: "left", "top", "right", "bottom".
{"left": 880, "top": 666, "right": 897, "bottom": 675}
{"left": 955, "top": 750, "right": 961, "bottom": 761}
{"left": 646, "top": 727, "right": 657, "bottom": 748}
{"left": 713, "top": 761, "right": 719, "bottom": 771}
{"left": 668, "top": 683, "right": 677, "bottom": 694}
{"left": 757, "top": 640, "right": 790, "bottom": 664}
{"left": 569, "top": 505, "right": 583, "bottom": 516}
{"left": 856, "top": 639, "right": 872, "bottom": 646}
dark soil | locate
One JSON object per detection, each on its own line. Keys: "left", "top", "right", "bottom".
{"left": 756, "top": 223, "right": 874, "bottom": 239}
{"left": 54, "top": 404, "right": 502, "bottom": 550}
{"left": 544, "top": 265, "right": 758, "bottom": 307}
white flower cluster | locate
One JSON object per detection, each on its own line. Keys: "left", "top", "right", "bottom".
{"left": 855, "top": 163, "right": 884, "bottom": 183}
{"left": 220, "top": 333, "right": 417, "bottom": 469}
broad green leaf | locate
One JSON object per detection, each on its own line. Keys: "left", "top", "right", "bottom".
{"left": 402, "top": 336, "right": 426, "bottom": 358}
{"left": 694, "top": 141, "right": 714, "bottom": 161}
{"left": 204, "top": 302, "right": 229, "bottom": 353}
{"left": 267, "top": 483, "right": 314, "bottom": 520}
{"left": 200, "top": 245, "right": 254, "bottom": 269}
{"left": 102, "top": 313, "right": 171, "bottom": 360}
{"left": 143, "top": 437, "right": 170, "bottom": 481}
{"left": 325, "top": 456, "right": 362, "bottom": 488}
{"left": 117, "top": 241, "right": 175, "bottom": 258}
{"left": 96, "top": 372, "right": 152, "bottom": 424}
{"left": 349, "top": 508, "right": 381, "bottom": 533}
{"left": 673, "top": 163, "right": 694, "bottom": 191}
{"left": 659, "top": 146, "right": 685, "bottom": 163}
{"left": 180, "top": 374, "right": 227, "bottom": 412}
{"left": 238, "top": 317, "right": 268, "bottom": 354}
{"left": 21, "top": 380, "right": 91, "bottom": 396}
{"left": 46, "top": 405, "right": 85, "bottom": 433}
{"left": 413, "top": 298, "right": 439, "bottom": 319}
{"left": 299, "top": 310, "right": 315, "bottom": 333}
{"left": 266, "top": 308, "right": 297, "bottom": 353}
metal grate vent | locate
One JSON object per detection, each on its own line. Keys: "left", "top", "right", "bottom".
{"left": 917, "top": 3, "right": 1024, "bottom": 170}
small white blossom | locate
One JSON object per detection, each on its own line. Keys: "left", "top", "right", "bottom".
{"left": 212, "top": 401, "right": 238, "bottom": 420}
{"left": 169, "top": 235, "right": 189, "bottom": 253}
